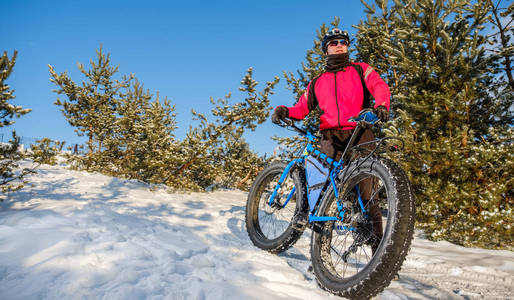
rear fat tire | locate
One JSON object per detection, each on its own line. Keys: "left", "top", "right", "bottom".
{"left": 245, "top": 161, "right": 307, "bottom": 254}
{"left": 310, "top": 158, "right": 415, "bottom": 299}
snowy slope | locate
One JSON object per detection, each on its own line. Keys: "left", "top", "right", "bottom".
{"left": 0, "top": 162, "right": 513, "bottom": 300}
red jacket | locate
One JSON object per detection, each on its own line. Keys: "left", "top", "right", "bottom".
{"left": 287, "top": 63, "right": 390, "bottom": 130}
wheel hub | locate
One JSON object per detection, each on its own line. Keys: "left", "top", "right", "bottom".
{"left": 352, "top": 213, "right": 374, "bottom": 244}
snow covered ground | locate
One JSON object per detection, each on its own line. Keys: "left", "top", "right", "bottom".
{"left": 1, "top": 162, "right": 513, "bottom": 300}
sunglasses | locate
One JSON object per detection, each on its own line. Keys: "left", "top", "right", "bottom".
{"left": 328, "top": 39, "right": 349, "bottom": 47}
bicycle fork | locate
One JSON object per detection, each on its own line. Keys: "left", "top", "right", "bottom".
{"left": 267, "top": 159, "right": 303, "bottom": 208}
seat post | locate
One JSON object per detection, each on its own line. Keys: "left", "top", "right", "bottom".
{"left": 340, "top": 124, "right": 362, "bottom": 161}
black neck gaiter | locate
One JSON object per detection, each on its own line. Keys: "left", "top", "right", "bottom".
{"left": 325, "top": 53, "right": 351, "bottom": 73}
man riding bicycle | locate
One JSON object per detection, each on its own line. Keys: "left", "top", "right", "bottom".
{"left": 271, "top": 28, "right": 391, "bottom": 253}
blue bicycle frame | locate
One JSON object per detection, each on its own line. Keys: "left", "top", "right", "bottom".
{"left": 267, "top": 110, "right": 381, "bottom": 225}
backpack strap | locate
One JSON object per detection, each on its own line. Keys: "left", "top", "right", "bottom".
{"left": 307, "top": 75, "right": 322, "bottom": 111}
{"left": 350, "top": 63, "right": 372, "bottom": 109}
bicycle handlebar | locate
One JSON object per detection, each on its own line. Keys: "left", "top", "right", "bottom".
{"left": 287, "top": 120, "right": 308, "bottom": 135}
{"left": 276, "top": 109, "right": 381, "bottom": 135}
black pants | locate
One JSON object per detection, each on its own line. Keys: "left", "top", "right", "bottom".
{"left": 320, "top": 128, "right": 383, "bottom": 249}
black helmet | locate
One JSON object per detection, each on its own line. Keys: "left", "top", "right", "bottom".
{"left": 322, "top": 28, "right": 350, "bottom": 53}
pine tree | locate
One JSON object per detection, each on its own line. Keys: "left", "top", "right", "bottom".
{"left": 49, "top": 46, "right": 131, "bottom": 163}
{"left": 49, "top": 48, "right": 274, "bottom": 192}
{"left": 137, "top": 94, "right": 179, "bottom": 184}
{"left": 207, "top": 123, "right": 268, "bottom": 191}
{"left": 110, "top": 79, "right": 179, "bottom": 184}
{"left": 50, "top": 46, "right": 182, "bottom": 184}
{"left": 29, "top": 138, "right": 65, "bottom": 166}
{"left": 355, "top": 0, "right": 513, "bottom": 249}
{"left": 0, "top": 50, "right": 34, "bottom": 194}
{"left": 166, "top": 68, "right": 279, "bottom": 191}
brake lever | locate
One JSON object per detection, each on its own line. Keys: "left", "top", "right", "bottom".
{"left": 348, "top": 110, "right": 380, "bottom": 126}
{"left": 277, "top": 119, "right": 292, "bottom": 128}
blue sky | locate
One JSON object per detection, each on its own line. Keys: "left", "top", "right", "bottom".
{"left": 2, "top": 0, "right": 368, "bottom": 155}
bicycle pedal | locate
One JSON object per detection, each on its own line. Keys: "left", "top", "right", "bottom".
{"left": 292, "top": 212, "right": 308, "bottom": 230}
{"left": 310, "top": 222, "right": 323, "bottom": 233}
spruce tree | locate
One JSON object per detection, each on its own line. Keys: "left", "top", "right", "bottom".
{"left": 0, "top": 50, "right": 34, "bottom": 194}
{"left": 355, "top": 0, "right": 513, "bottom": 249}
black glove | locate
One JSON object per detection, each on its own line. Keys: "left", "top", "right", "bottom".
{"left": 272, "top": 106, "right": 289, "bottom": 124}
{"left": 374, "top": 105, "right": 389, "bottom": 122}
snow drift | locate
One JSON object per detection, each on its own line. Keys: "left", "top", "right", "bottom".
{"left": 0, "top": 162, "right": 513, "bottom": 299}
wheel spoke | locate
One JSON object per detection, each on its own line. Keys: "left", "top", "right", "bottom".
{"left": 315, "top": 172, "right": 391, "bottom": 280}
{"left": 332, "top": 230, "right": 350, "bottom": 267}
{"left": 255, "top": 171, "right": 297, "bottom": 240}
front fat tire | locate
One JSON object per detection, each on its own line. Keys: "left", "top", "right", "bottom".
{"left": 245, "top": 161, "right": 306, "bottom": 254}
{"left": 310, "top": 158, "right": 415, "bottom": 299}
